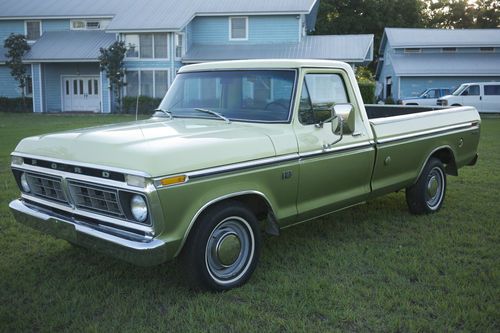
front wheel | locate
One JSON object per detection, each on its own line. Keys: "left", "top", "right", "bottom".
{"left": 181, "top": 201, "right": 261, "bottom": 291}
{"left": 406, "top": 158, "right": 447, "bottom": 214}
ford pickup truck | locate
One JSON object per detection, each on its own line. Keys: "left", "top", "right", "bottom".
{"left": 9, "top": 60, "right": 480, "bottom": 291}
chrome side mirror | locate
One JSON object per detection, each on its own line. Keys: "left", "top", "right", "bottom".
{"left": 331, "top": 103, "right": 355, "bottom": 135}
{"left": 323, "top": 103, "right": 355, "bottom": 150}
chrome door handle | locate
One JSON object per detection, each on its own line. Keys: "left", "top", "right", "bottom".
{"left": 352, "top": 132, "right": 363, "bottom": 137}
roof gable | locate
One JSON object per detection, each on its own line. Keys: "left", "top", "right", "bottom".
{"left": 0, "top": 0, "right": 318, "bottom": 31}
{"left": 383, "top": 28, "right": 500, "bottom": 50}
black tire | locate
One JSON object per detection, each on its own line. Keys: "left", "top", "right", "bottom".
{"left": 406, "top": 158, "right": 447, "bottom": 214}
{"left": 181, "top": 201, "right": 261, "bottom": 291}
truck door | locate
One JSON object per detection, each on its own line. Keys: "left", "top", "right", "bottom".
{"left": 461, "top": 84, "right": 482, "bottom": 110}
{"left": 483, "top": 84, "right": 500, "bottom": 113}
{"left": 294, "top": 69, "right": 376, "bottom": 220}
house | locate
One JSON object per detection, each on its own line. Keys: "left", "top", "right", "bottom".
{"left": 376, "top": 28, "right": 500, "bottom": 101}
{"left": 0, "top": 0, "right": 374, "bottom": 113}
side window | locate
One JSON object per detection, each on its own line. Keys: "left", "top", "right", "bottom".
{"left": 462, "top": 85, "right": 480, "bottom": 96}
{"left": 299, "top": 73, "right": 349, "bottom": 125}
{"left": 429, "top": 89, "right": 439, "bottom": 98}
{"left": 484, "top": 85, "right": 500, "bottom": 96}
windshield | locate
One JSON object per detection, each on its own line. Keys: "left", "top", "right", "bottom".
{"left": 452, "top": 84, "right": 468, "bottom": 96}
{"left": 157, "top": 70, "right": 296, "bottom": 123}
{"left": 418, "top": 89, "right": 430, "bottom": 97}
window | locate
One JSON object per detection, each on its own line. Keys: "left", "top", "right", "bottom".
{"left": 480, "top": 47, "right": 495, "bottom": 52}
{"left": 442, "top": 47, "right": 456, "bottom": 52}
{"left": 175, "top": 33, "right": 184, "bottom": 59}
{"left": 229, "top": 17, "right": 248, "bottom": 40}
{"left": 125, "top": 70, "right": 168, "bottom": 98}
{"left": 139, "top": 35, "right": 153, "bottom": 58}
{"left": 25, "top": 21, "right": 41, "bottom": 41}
{"left": 71, "top": 20, "right": 104, "bottom": 30}
{"left": 24, "top": 76, "right": 33, "bottom": 96}
{"left": 124, "top": 34, "right": 168, "bottom": 59}
{"left": 299, "top": 74, "right": 349, "bottom": 125}
{"left": 484, "top": 85, "right": 500, "bottom": 96}
{"left": 154, "top": 33, "right": 168, "bottom": 59}
{"left": 404, "top": 48, "right": 421, "bottom": 53}
{"left": 462, "top": 85, "right": 480, "bottom": 96}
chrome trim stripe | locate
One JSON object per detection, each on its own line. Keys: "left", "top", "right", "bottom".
{"left": 21, "top": 193, "right": 155, "bottom": 235}
{"left": 184, "top": 154, "right": 299, "bottom": 179}
{"left": 299, "top": 142, "right": 374, "bottom": 159}
{"left": 11, "top": 152, "right": 151, "bottom": 178}
{"left": 376, "top": 123, "right": 478, "bottom": 145}
{"left": 12, "top": 164, "right": 154, "bottom": 193}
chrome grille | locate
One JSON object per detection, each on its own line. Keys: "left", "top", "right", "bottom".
{"left": 68, "top": 181, "right": 125, "bottom": 218}
{"left": 25, "top": 173, "right": 68, "bottom": 204}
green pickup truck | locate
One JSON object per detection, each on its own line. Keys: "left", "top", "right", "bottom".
{"left": 10, "top": 60, "right": 480, "bottom": 290}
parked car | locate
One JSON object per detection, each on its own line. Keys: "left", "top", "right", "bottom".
{"left": 400, "top": 88, "right": 451, "bottom": 106}
{"left": 438, "top": 82, "right": 500, "bottom": 113}
{"left": 9, "top": 59, "right": 481, "bottom": 291}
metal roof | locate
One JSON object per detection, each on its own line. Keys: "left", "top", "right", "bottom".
{"left": 383, "top": 28, "right": 500, "bottom": 50}
{"left": 24, "top": 31, "right": 116, "bottom": 62}
{"left": 390, "top": 53, "right": 500, "bottom": 76}
{"left": 183, "top": 35, "right": 374, "bottom": 63}
{"left": 0, "top": 0, "right": 318, "bottom": 31}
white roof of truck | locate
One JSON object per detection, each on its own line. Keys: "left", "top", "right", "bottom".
{"left": 179, "top": 59, "right": 354, "bottom": 72}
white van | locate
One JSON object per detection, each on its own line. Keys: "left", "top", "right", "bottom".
{"left": 437, "top": 82, "right": 500, "bottom": 113}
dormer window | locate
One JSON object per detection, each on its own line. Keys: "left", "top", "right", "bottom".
{"left": 229, "top": 17, "right": 248, "bottom": 41}
{"left": 404, "top": 48, "right": 421, "bottom": 53}
{"left": 442, "top": 47, "right": 456, "bottom": 52}
{"left": 25, "top": 21, "right": 41, "bottom": 41}
{"left": 71, "top": 20, "right": 104, "bottom": 30}
{"left": 480, "top": 47, "right": 495, "bottom": 52}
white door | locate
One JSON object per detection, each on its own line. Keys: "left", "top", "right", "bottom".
{"left": 460, "top": 84, "right": 482, "bottom": 111}
{"left": 62, "top": 76, "right": 101, "bottom": 112}
{"left": 482, "top": 84, "right": 500, "bottom": 113}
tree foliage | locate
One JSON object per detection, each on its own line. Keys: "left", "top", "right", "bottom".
{"left": 98, "top": 41, "right": 127, "bottom": 112}
{"left": 3, "top": 34, "right": 31, "bottom": 99}
{"left": 423, "top": 0, "right": 500, "bottom": 29}
{"left": 314, "top": 0, "right": 425, "bottom": 52}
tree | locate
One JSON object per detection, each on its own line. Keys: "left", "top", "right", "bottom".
{"left": 314, "top": 0, "right": 425, "bottom": 53}
{"left": 3, "top": 34, "right": 31, "bottom": 100}
{"left": 98, "top": 41, "right": 127, "bottom": 112}
{"left": 422, "top": 0, "right": 499, "bottom": 29}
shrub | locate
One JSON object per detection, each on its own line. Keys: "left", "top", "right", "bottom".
{"left": 358, "top": 82, "right": 376, "bottom": 104}
{"left": 122, "top": 96, "right": 162, "bottom": 114}
{"left": 0, "top": 97, "right": 33, "bottom": 112}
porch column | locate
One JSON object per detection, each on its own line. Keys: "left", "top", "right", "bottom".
{"left": 31, "top": 63, "right": 43, "bottom": 113}
{"left": 100, "top": 70, "right": 111, "bottom": 113}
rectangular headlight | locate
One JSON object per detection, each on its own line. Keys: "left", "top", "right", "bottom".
{"left": 11, "top": 155, "right": 24, "bottom": 166}
{"left": 125, "top": 174, "right": 147, "bottom": 188}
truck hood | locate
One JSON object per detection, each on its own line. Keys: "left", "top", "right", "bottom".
{"left": 14, "top": 118, "right": 277, "bottom": 177}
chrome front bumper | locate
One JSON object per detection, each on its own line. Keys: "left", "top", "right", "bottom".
{"left": 9, "top": 199, "right": 171, "bottom": 266}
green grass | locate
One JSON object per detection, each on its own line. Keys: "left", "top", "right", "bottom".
{"left": 0, "top": 112, "right": 498, "bottom": 332}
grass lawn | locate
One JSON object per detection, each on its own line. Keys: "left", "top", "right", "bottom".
{"left": 0, "top": 112, "right": 498, "bottom": 332}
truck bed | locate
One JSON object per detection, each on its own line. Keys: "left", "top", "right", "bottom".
{"left": 365, "top": 104, "right": 444, "bottom": 119}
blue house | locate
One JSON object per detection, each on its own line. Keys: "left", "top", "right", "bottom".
{"left": 376, "top": 28, "right": 500, "bottom": 101}
{"left": 0, "top": 0, "right": 374, "bottom": 113}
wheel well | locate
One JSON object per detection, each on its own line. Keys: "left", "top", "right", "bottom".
{"left": 431, "top": 148, "right": 458, "bottom": 176}
{"left": 451, "top": 104, "right": 462, "bottom": 107}
{"left": 223, "top": 194, "right": 271, "bottom": 221}
{"left": 407, "top": 103, "right": 418, "bottom": 105}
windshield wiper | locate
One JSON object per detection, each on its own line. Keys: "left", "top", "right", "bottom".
{"left": 194, "top": 108, "right": 231, "bottom": 124}
{"left": 154, "top": 108, "right": 173, "bottom": 120}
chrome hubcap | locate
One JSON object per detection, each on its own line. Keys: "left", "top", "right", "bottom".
{"left": 205, "top": 217, "right": 254, "bottom": 284}
{"left": 427, "top": 176, "right": 439, "bottom": 198}
{"left": 216, "top": 233, "right": 241, "bottom": 267}
{"left": 425, "top": 167, "right": 444, "bottom": 209}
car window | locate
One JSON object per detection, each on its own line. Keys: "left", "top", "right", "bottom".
{"left": 429, "top": 89, "right": 439, "bottom": 98}
{"left": 442, "top": 89, "right": 451, "bottom": 96}
{"left": 298, "top": 74, "right": 349, "bottom": 125}
{"left": 484, "top": 85, "right": 500, "bottom": 96}
{"left": 462, "top": 85, "right": 480, "bottom": 96}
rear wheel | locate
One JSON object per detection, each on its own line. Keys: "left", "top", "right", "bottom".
{"left": 406, "top": 158, "right": 446, "bottom": 214}
{"left": 181, "top": 201, "right": 261, "bottom": 291}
